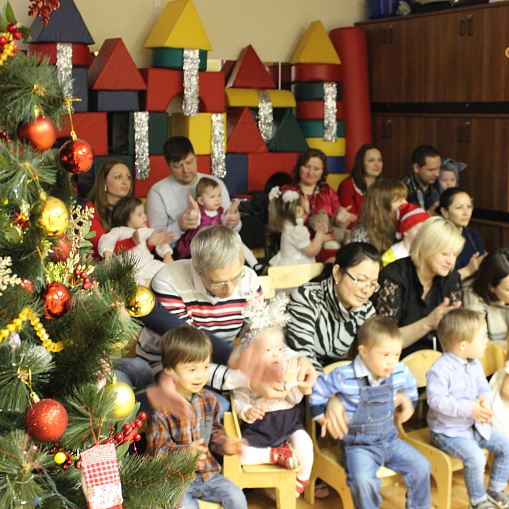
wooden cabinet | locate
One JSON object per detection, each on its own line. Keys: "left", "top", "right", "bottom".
{"left": 373, "top": 113, "right": 509, "bottom": 212}
{"left": 360, "top": 3, "right": 509, "bottom": 103}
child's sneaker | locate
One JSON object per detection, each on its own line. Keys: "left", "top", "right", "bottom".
{"left": 470, "top": 499, "right": 497, "bottom": 509}
{"left": 270, "top": 444, "right": 294, "bottom": 469}
{"left": 488, "top": 491, "right": 509, "bottom": 509}
{"left": 296, "top": 478, "right": 310, "bottom": 498}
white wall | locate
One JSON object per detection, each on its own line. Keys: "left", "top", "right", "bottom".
{"left": 11, "top": 0, "right": 368, "bottom": 67}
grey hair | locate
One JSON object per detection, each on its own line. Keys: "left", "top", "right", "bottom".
{"left": 191, "top": 225, "right": 245, "bottom": 273}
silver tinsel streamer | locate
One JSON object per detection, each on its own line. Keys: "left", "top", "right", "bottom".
{"left": 183, "top": 48, "right": 200, "bottom": 117}
{"left": 211, "top": 113, "right": 226, "bottom": 178}
{"left": 56, "top": 43, "right": 74, "bottom": 112}
{"left": 256, "top": 89, "right": 273, "bottom": 143}
{"left": 323, "top": 82, "right": 338, "bottom": 142}
{"left": 134, "top": 112, "right": 150, "bottom": 180}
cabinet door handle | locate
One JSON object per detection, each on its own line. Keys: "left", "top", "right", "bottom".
{"left": 464, "top": 122, "right": 471, "bottom": 143}
{"left": 387, "top": 121, "right": 392, "bottom": 139}
{"left": 459, "top": 20, "right": 465, "bottom": 36}
{"left": 457, "top": 126, "right": 463, "bottom": 142}
{"left": 467, "top": 18, "right": 473, "bottom": 36}
{"left": 381, "top": 123, "right": 386, "bottom": 138}
{"left": 388, "top": 25, "right": 393, "bottom": 44}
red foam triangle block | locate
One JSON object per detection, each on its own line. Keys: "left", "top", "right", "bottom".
{"left": 89, "top": 38, "right": 147, "bottom": 90}
{"left": 226, "top": 45, "right": 276, "bottom": 89}
{"left": 227, "top": 107, "right": 268, "bottom": 153}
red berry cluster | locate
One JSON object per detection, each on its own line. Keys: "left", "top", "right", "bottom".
{"left": 0, "top": 24, "right": 20, "bottom": 66}
{"left": 73, "top": 268, "right": 98, "bottom": 291}
{"left": 0, "top": 130, "right": 12, "bottom": 143}
{"left": 28, "top": 0, "right": 61, "bottom": 26}
{"left": 105, "top": 412, "right": 146, "bottom": 447}
{"left": 50, "top": 443, "right": 74, "bottom": 470}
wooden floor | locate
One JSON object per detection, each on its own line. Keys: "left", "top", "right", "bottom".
{"left": 246, "top": 470, "right": 501, "bottom": 509}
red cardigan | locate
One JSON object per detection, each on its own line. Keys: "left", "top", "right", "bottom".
{"left": 337, "top": 177, "right": 364, "bottom": 229}
{"left": 282, "top": 183, "right": 341, "bottom": 221}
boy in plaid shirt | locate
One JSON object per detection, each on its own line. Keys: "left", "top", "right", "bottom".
{"left": 146, "top": 325, "right": 247, "bottom": 509}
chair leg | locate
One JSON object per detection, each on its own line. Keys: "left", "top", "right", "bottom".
{"left": 303, "top": 475, "right": 316, "bottom": 505}
{"left": 434, "top": 471, "right": 453, "bottom": 509}
{"left": 275, "top": 478, "right": 296, "bottom": 509}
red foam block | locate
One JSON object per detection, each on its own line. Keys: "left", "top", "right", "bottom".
{"left": 268, "top": 64, "right": 292, "bottom": 86}
{"left": 247, "top": 153, "right": 299, "bottom": 192}
{"left": 227, "top": 107, "right": 268, "bottom": 153}
{"left": 89, "top": 38, "right": 147, "bottom": 90}
{"left": 55, "top": 112, "right": 108, "bottom": 156}
{"left": 139, "top": 68, "right": 225, "bottom": 113}
{"left": 28, "top": 43, "right": 91, "bottom": 66}
{"left": 291, "top": 63, "right": 342, "bottom": 83}
{"left": 295, "top": 101, "right": 343, "bottom": 120}
{"left": 226, "top": 45, "right": 276, "bottom": 89}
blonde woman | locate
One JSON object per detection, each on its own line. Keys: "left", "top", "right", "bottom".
{"left": 351, "top": 179, "right": 408, "bottom": 254}
{"left": 372, "top": 216, "right": 465, "bottom": 356}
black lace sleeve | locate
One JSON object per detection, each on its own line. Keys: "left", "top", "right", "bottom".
{"left": 372, "top": 279, "right": 403, "bottom": 322}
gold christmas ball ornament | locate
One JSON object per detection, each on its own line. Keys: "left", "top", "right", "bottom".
{"left": 103, "top": 378, "right": 136, "bottom": 419}
{"left": 30, "top": 197, "right": 69, "bottom": 237}
{"left": 125, "top": 286, "right": 155, "bottom": 318}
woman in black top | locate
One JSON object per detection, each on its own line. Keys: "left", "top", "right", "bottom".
{"left": 372, "top": 216, "right": 464, "bottom": 357}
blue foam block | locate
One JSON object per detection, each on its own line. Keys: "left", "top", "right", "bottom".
{"left": 89, "top": 90, "right": 140, "bottom": 112}
{"left": 327, "top": 156, "right": 346, "bottom": 174}
{"left": 72, "top": 66, "right": 88, "bottom": 113}
{"left": 223, "top": 153, "right": 248, "bottom": 195}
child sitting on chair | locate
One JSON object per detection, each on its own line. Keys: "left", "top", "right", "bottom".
{"left": 98, "top": 196, "right": 173, "bottom": 285}
{"left": 427, "top": 308, "right": 509, "bottom": 509}
{"left": 146, "top": 325, "right": 248, "bottom": 509}
{"left": 233, "top": 293, "right": 314, "bottom": 498}
{"left": 309, "top": 315, "right": 431, "bottom": 509}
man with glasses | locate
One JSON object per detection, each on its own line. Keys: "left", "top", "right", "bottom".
{"left": 137, "top": 225, "right": 317, "bottom": 400}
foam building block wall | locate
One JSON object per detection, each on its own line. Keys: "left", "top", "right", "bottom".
{"left": 72, "top": 66, "right": 89, "bottom": 113}
{"left": 327, "top": 156, "right": 346, "bottom": 174}
{"left": 306, "top": 137, "right": 345, "bottom": 157}
{"left": 290, "top": 21, "right": 341, "bottom": 65}
{"left": 225, "top": 89, "right": 296, "bottom": 108}
{"left": 139, "top": 68, "right": 224, "bottom": 113}
{"left": 247, "top": 153, "right": 299, "bottom": 192}
{"left": 226, "top": 45, "right": 276, "bottom": 89}
{"left": 151, "top": 48, "right": 207, "bottom": 70}
{"left": 326, "top": 173, "right": 349, "bottom": 192}
{"left": 291, "top": 63, "right": 342, "bottom": 82}
{"left": 89, "top": 90, "right": 140, "bottom": 112}
{"left": 227, "top": 107, "right": 267, "bottom": 153}
{"left": 223, "top": 154, "right": 249, "bottom": 195}
{"left": 295, "top": 101, "right": 343, "bottom": 120}
{"left": 133, "top": 156, "right": 170, "bottom": 198}
{"left": 299, "top": 119, "right": 344, "bottom": 138}
{"left": 170, "top": 113, "right": 226, "bottom": 155}
{"left": 28, "top": 43, "right": 90, "bottom": 65}
{"left": 291, "top": 82, "right": 342, "bottom": 101}
{"left": 268, "top": 108, "right": 308, "bottom": 153}
{"left": 55, "top": 112, "right": 108, "bottom": 156}
{"left": 268, "top": 64, "right": 292, "bottom": 90}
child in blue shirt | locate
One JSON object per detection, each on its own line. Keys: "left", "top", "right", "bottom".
{"left": 310, "top": 315, "right": 431, "bottom": 509}
{"left": 427, "top": 308, "right": 509, "bottom": 509}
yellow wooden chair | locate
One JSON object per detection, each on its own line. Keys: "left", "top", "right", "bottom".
{"left": 480, "top": 341, "right": 506, "bottom": 378}
{"left": 258, "top": 275, "right": 275, "bottom": 300}
{"left": 222, "top": 403, "right": 299, "bottom": 509}
{"left": 267, "top": 262, "right": 323, "bottom": 293}
{"left": 197, "top": 501, "right": 222, "bottom": 509}
{"left": 304, "top": 360, "right": 401, "bottom": 508}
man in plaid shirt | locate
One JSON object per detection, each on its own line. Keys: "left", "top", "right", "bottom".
{"left": 146, "top": 325, "right": 247, "bottom": 509}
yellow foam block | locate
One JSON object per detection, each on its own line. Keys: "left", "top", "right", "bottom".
{"left": 306, "top": 137, "right": 345, "bottom": 156}
{"left": 291, "top": 20, "right": 341, "bottom": 65}
{"left": 326, "top": 173, "right": 349, "bottom": 192}
{"left": 145, "top": 0, "right": 212, "bottom": 50}
{"left": 170, "top": 113, "right": 226, "bottom": 155}
{"left": 225, "top": 89, "right": 296, "bottom": 108}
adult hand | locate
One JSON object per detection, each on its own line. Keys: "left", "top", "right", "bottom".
{"left": 147, "top": 229, "right": 175, "bottom": 246}
{"left": 296, "top": 356, "right": 318, "bottom": 395}
{"left": 225, "top": 200, "right": 240, "bottom": 228}
{"left": 466, "top": 252, "right": 487, "bottom": 276}
{"left": 335, "top": 206, "right": 357, "bottom": 228}
{"left": 146, "top": 371, "right": 194, "bottom": 420}
{"left": 250, "top": 379, "right": 287, "bottom": 400}
{"left": 223, "top": 437, "right": 248, "bottom": 455}
{"left": 394, "top": 392, "right": 414, "bottom": 423}
{"left": 427, "top": 201, "right": 439, "bottom": 216}
{"left": 177, "top": 196, "right": 200, "bottom": 232}
{"left": 425, "top": 298, "right": 462, "bottom": 331}
{"left": 323, "top": 396, "right": 350, "bottom": 439}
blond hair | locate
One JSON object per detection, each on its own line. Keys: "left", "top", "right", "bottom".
{"left": 358, "top": 315, "right": 402, "bottom": 349}
{"left": 410, "top": 216, "right": 465, "bottom": 274}
{"left": 437, "top": 308, "right": 484, "bottom": 352}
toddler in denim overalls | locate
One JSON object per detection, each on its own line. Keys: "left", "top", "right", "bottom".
{"left": 310, "top": 316, "right": 431, "bottom": 509}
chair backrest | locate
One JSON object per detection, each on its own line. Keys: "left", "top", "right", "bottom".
{"left": 258, "top": 275, "right": 275, "bottom": 300}
{"left": 400, "top": 350, "right": 442, "bottom": 388}
{"left": 480, "top": 341, "right": 506, "bottom": 377}
{"left": 324, "top": 359, "right": 352, "bottom": 374}
{"left": 268, "top": 262, "right": 324, "bottom": 290}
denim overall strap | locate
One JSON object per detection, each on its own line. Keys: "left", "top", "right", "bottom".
{"left": 346, "top": 373, "right": 395, "bottom": 437}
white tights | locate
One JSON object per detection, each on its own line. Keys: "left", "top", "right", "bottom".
{"left": 240, "top": 429, "right": 314, "bottom": 481}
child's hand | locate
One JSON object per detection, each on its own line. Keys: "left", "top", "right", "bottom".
{"left": 222, "top": 437, "right": 248, "bottom": 456}
{"left": 323, "top": 232, "right": 336, "bottom": 242}
{"left": 394, "top": 393, "right": 414, "bottom": 423}
{"left": 189, "top": 438, "right": 207, "bottom": 469}
{"left": 103, "top": 250, "right": 113, "bottom": 260}
{"left": 245, "top": 405, "right": 265, "bottom": 422}
{"left": 283, "top": 359, "right": 299, "bottom": 383}
{"left": 314, "top": 219, "right": 329, "bottom": 234}
{"left": 163, "top": 252, "right": 174, "bottom": 264}
{"left": 148, "top": 229, "right": 175, "bottom": 246}
{"left": 472, "top": 395, "right": 494, "bottom": 424}
{"left": 132, "top": 229, "right": 141, "bottom": 246}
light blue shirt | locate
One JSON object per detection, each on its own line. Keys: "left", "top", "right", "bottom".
{"left": 427, "top": 352, "right": 492, "bottom": 440}
{"left": 309, "top": 356, "right": 418, "bottom": 420}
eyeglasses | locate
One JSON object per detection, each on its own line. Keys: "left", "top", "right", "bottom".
{"left": 203, "top": 268, "right": 245, "bottom": 290}
{"left": 344, "top": 270, "right": 380, "bottom": 292}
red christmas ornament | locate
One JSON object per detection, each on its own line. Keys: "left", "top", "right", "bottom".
{"left": 17, "top": 116, "right": 56, "bottom": 152}
{"left": 41, "top": 281, "right": 72, "bottom": 320}
{"left": 49, "top": 235, "right": 72, "bottom": 263}
{"left": 20, "top": 279, "right": 34, "bottom": 292}
{"left": 25, "top": 399, "right": 68, "bottom": 443}
{"left": 59, "top": 138, "right": 94, "bottom": 174}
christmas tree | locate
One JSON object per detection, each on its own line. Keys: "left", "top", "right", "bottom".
{"left": 0, "top": 3, "right": 196, "bottom": 508}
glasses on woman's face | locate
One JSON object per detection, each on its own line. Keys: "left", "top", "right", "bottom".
{"left": 203, "top": 268, "right": 245, "bottom": 290}
{"left": 344, "top": 270, "right": 380, "bottom": 293}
